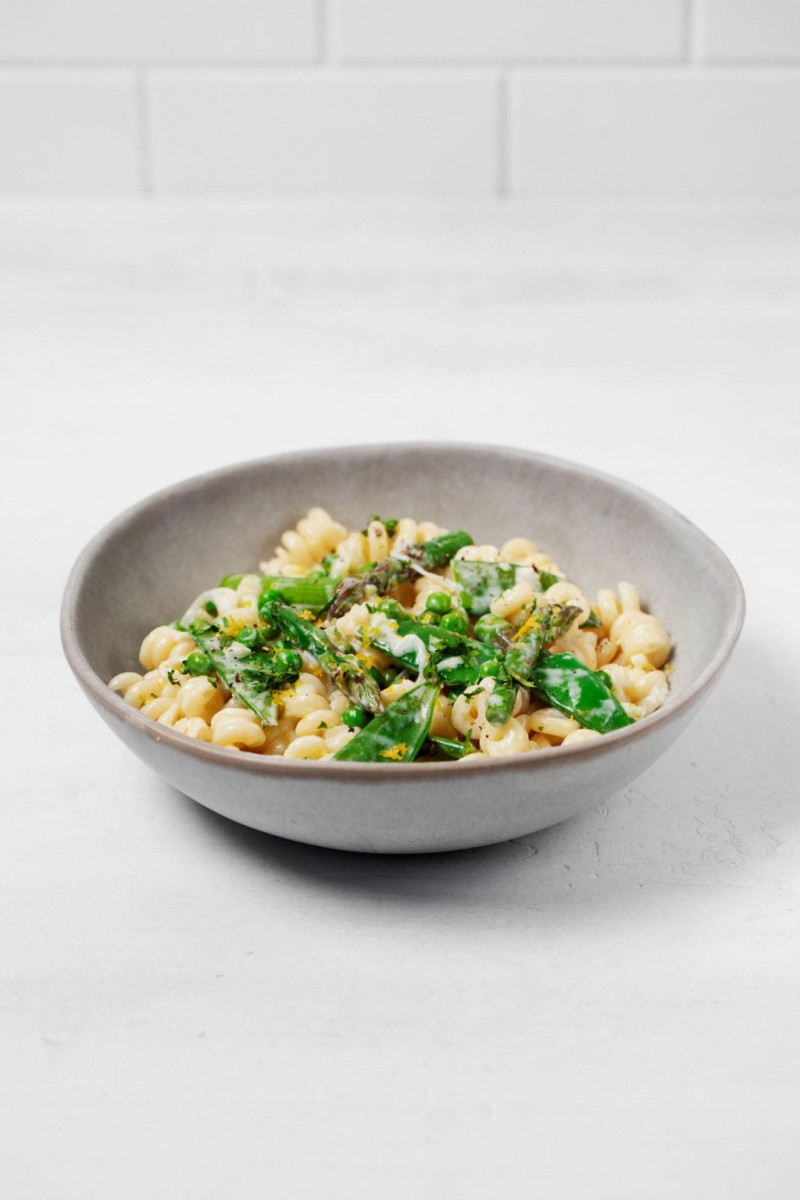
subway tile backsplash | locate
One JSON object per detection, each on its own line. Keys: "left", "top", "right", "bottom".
{"left": 0, "top": 1, "right": 798, "bottom": 195}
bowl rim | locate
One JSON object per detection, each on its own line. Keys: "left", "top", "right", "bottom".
{"left": 61, "top": 442, "right": 745, "bottom": 779}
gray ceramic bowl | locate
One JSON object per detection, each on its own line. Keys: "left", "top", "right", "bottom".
{"left": 61, "top": 444, "right": 744, "bottom": 854}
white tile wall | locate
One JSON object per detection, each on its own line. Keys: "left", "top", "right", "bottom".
{"left": 150, "top": 72, "right": 497, "bottom": 195}
{"left": 335, "top": 0, "right": 685, "bottom": 62}
{"left": 706, "top": 0, "right": 800, "bottom": 62}
{"left": 1, "top": 2, "right": 800, "bottom": 195}
{"left": 510, "top": 74, "right": 800, "bottom": 197}
{"left": 0, "top": 1, "right": 317, "bottom": 62}
{"left": 0, "top": 72, "right": 138, "bottom": 192}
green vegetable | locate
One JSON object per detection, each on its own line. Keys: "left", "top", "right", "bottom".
{"left": 538, "top": 571, "right": 561, "bottom": 591}
{"left": 342, "top": 705, "right": 369, "bottom": 729}
{"left": 258, "top": 575, "right": 337, "bottom": 612}
{"left": 502, "top": 604, "right": 582, "bottom": 686}
{"left": 485, "top": 677, "right": 517, "bottom": 726}
{"left": 218, "top": 573, "right": 243, "bottom": 590}
{"left": 439, "top": 608, "right": 469, "bottom": 635}
{"left": 266, "top": 603, "right": 384, "bottom": 714}
{"left": 190, "top": 625, "right": 304, "bottom": 726}
{"left": 274, "top": 647, "right": 303, "bottom": 673}
{"left": 183, "top": 650, "right": 212, "bottom": 677}
{"left": 235, "top": 626, "right": 262, "bottom": 650}
{"left": 425, "top": 591, "right": 452, "bottom": 615}
{"left": 203, "top": 600, "right": 218, "bottom": 618}
{"left": 411, "top": 531, "right": 473, "bottom": 570}
{"left": 580, "top": 610, "right": 603, "bottom": 629}
{"left": 474, "top": 613, "right": 513, "bottom": 646}
{"left": 325, "top": 530, "right": 473, "bottom": 618}
{"left": 373, "top": 597, "right": 408, "bottom": 621}
{"left": 451, "top": 560, "right": 541, "bottom": 616}
{"left": 427, "top": 735, "right": 476, "bottom": 759}
{"left": 363, "top": 613, "right": 494, "bottom": 683}
{"left": 333, "top": 682, "right": 439, "bottom": 763}
{"left": 529, "top": 652, "right": 633, "bottom": 734}
{"left": 362, "top": 515, "right": 399, "bottom": 537}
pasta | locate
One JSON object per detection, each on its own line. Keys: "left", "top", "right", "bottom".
{"left": 110, "top": 509, "right": 672, "bottom": 763}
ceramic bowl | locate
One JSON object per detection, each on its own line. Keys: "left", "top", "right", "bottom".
{"left": 61, "top": 444, "right": 744, "bottom": 853}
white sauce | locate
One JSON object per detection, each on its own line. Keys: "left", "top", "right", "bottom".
{"left": 365, "top": 611, "right": 429, "bottom": 674}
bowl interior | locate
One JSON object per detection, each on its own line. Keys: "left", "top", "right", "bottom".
{"left": 71, "top": 444, "right": 739, "bottom": 703}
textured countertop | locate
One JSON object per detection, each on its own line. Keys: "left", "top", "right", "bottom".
{"left": 2, "top": 200, "right": 798, "bottom": 1199}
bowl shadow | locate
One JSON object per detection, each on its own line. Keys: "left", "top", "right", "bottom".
{"left": 172, "top": 636, "right": 789, "bottom": 921}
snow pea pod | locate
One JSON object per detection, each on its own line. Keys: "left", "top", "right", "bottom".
{"left": 333, "top": 682, "right": 439, "bottom": 763}
{"left": 267, "top": 603, "right": 384, "bottom": 714}
{"left": 451, "top": 560, "right": 541, "bottom": 616}
{"left": 529, "top": 652, "right": 633, "bottom": 734}
{"left": 190, "top": 624, "right": 293, "bottom": 726}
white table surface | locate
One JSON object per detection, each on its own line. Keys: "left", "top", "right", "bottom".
{"left": 2, "top": 199, "right": 798, "bottom": 1200}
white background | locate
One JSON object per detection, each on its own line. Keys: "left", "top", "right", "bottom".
{"left": 1, "top": 197, "right": 798, "bottom": 1197}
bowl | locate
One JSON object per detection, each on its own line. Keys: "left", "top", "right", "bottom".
{"left": 61, "top": 444, "right": 745, "bottom": 854}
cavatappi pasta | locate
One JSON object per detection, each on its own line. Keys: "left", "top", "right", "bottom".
{"left": 110, "top": 509, "right": 672, "bottom": 763}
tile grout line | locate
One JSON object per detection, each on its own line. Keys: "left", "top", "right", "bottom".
{"left": 137, "top": 68, "right": 153, "bottom": 195}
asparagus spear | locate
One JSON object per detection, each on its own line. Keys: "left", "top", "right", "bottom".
{"left": 333, "top": 682, "right": 439, "bottom": 763}
{"left": 529, "top": 652, "right": 632, "bottom": 734}
{"left": 325, "top": 530, "right": 473, "bottom": 618}
{"left": 501, "top": 603, "right": 582, "bottom": 686}
{"left": 267, "top": 602, "right": 384, "bottom": 714}
{"left": 426, "top": 735, "right": 476, "bottom": 759}
{"left": 258, "top": 575, "right": 338, "bottom": 611}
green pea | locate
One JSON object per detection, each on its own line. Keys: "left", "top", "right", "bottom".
{"left": 425, "top": 591, "right": 452, "bottom": 615}
{"left": 480, "top": 658, "right": 504, "bottom": 678}
{"left": 236, "top": 626, "right": 260, "bottom": 649}
{"left": 274, "top": 647, "right": 303, "bottom": 673}
{"left": 342, "top": 705, "right": 369, "bottom": 729}
{"left": 376, "top": 598, "right": 406, "bottom": 621}
{"left": 258, "top": 617, "right": 277, "bottom": 639}
{"left": 440, "top": 608, "right": 469, "bottom": 635}
{"left": 203, "top": 600, "right": 218, "bottom": 618}
{"left": 183, "top": 650, "right": 213, "bottom": 677}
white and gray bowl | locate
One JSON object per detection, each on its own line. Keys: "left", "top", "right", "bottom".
{"left": 61, "top": 444, "right": 745, "bottom": 853}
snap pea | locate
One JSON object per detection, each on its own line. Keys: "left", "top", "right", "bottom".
{"left": 364, "top": 613, "right": 495, "bottom": 684}
{"left": 190, "top": 624, "right": 303, "bottom": 726}
{"left": 325, "top": 530, "right": 473, "bottom": 618}
{"left": 266, "top": 602, "right": 384, "bottom": 714}
{"left": 451, "top": 560, "right": 542, "bottom": 616}
{"left": 333, "top": 682, "right": 439, "bottom": 763}
{"left": 529, "top": 652, "right": 633, "bottom": 734}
